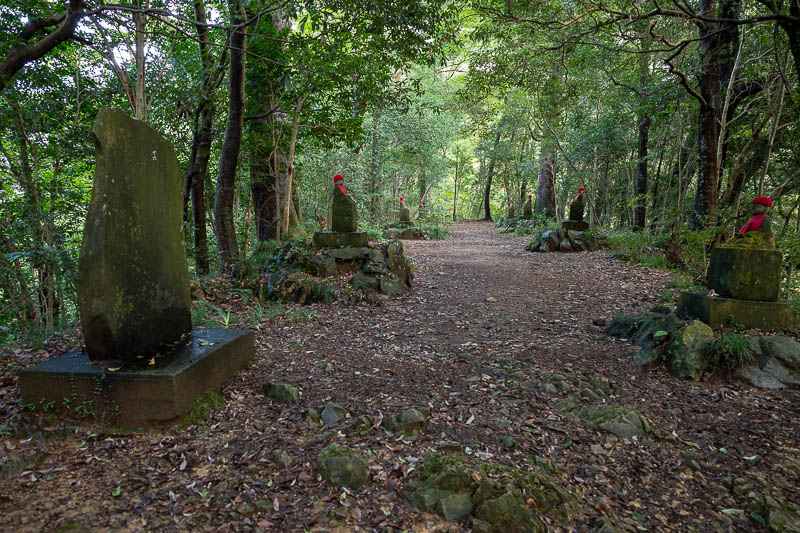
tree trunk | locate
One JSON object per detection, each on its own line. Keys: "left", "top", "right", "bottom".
{"left": 214, "top": 0, "right": 246, "bottom": 268}
{"left": 133, "top": 0, "right": 149, "bottom": 120}
{"left": 535, "top": 146, "right": 557, "bottom": 219}
{"left": 635, "top": 116, "right": 651, "bottom": 229}
{"left": 691, "top": 0, "right": 721, "bottom": 229}
{"left": 483, "top": 124, "right": 503, "bottom": 221}
{"left": 251, "top": 152, "right": 281, "bottom": 242}
{"left": 634, "top": 33, "right": 651, "bottom": 230}
{"left": 185, "top": 0, "right": 214, "bottom": 275}
{"left": 281, "top": 93, "right": 309, "bottom": 238}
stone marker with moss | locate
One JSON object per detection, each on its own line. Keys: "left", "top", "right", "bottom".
{"left": 312, "top": 174, "right": 368, "bottom": 248}
{"left": 19, "top": 109, "right": 254, "bottom": 425}
{"left": 560, "top": 187, "right": 589, "bottom": 232}
{"left": 78, "top": 108, "right": 191, "bottom": 363}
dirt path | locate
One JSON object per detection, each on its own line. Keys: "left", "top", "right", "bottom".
{"left": 1, "top": 222, "right": 798, "bottom": 532}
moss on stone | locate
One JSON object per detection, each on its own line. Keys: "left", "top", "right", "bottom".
{"left": 180, "top": 388, "right": 225, "bottom": 427}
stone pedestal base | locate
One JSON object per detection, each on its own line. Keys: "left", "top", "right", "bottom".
{"left": 312, "top": 231, "right": 369, "bottom": 249}
{"left": 561, "top": 219, "right": 589, "bottom": 231}
{"left": 677, "top": 293, "right": 798, "bottom": 331}
{"left": 708, "top": 246, "right": 781, "bottom": 301}
{"left": 19, "top": 328, "right": 254, "bottom": 425}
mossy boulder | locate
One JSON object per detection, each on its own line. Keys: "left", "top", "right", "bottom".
{"left": 406, "top": 454, "right": 574, "bottom": 529}
{"left": 382, "top": 407, "right": 428, "bottom": 435}
{"left": 320, "top": 402, "right": 348, "bottom": 426}
{"left": 476, "top": 491, "right": 546, "bottom": 533}
{"left": 260, "top": 380, "right": 299, "bottom": 405}
{"left": 667, "top": 320, "right": 713, "bottom": 380}
{"left": 317, "top": 445, "right": 369, "bottom": 490}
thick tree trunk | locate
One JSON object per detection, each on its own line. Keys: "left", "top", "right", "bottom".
{"left": 214, "top": 0, "right": 246, "bottom": 268}
{"left": 535, "top": 146, "right": 557, "bottom": 219}
{"left": 250, "top": 155, "right": 281, "bottom": 242}
{"left": 691, "top": 0, "right": 721, "bottom": 229}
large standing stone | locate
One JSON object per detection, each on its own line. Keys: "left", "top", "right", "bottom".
{"left": 399, "top": 206, "right": 411, "bottom": 223}
{"left": 331, "top": 184, "right": 358, "bottom": 232}
{"left": 78, "top": 108, "right": 191, "bottom": 363}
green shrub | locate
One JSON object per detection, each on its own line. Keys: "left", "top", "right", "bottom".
{"left": 708, "top": 332, "right": 755, "bottom": 371}
{"left": 420, "top": 224, "right": 451, "bottom": 240}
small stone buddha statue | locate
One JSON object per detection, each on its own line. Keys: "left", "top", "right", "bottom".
{"left": 569, "top": 187, "right": 585, "bottom": 221}
{"left": 398, "top": 196, "right": 411, "bottom": 223}
{"left": 523, "top": 194, "right": 533, "bottom": 219}
{"left": 506, "top": 199, "right": 515, "bottom": 218}
{"left": 737, "top": 195, "right": 773, "bottom": 242}
{"left": 330, "top": 174, "right": 357, "bottom": 232}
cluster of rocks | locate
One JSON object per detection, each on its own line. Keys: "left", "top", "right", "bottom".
{"left": 383, "top": 200, "right": 428, "bottom": 240}
{"left": 526, "top": 227, "right": 599, "bottom": 253}
{"left": 606, "top": 307, "right": 800, "bottom": 388}
{"left": 521, "top": 371, "right": 653, "bottom": 439}
{"left": 406, "top": 453, "right": 575, "bottom": 531}
{"left": 248, "top": 240, "right": 413, "bottom": 304}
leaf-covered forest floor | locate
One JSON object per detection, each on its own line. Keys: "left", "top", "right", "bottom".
{"left": 1, "top": 222, "right": 799, "bottom": 532}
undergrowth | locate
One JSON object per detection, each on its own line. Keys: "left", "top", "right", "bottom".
{"left": 708, "top": 332, "right": 755, "bottom": 371}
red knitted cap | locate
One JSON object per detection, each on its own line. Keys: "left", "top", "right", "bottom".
{"left": 399, "top": 196, "right": 404, "bottom": 201}
{"left": 753, "top": 196, "right": 772, "bottom": 207}
{"left": 578, "top": 186, "right": 585, "bottom": 191}
{"left": 334, "top": 174, "right": 343, "bottom": 183}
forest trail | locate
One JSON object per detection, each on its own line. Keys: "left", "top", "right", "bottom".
{"left": 2, "top": 222, "right": 799, "bottom": 532}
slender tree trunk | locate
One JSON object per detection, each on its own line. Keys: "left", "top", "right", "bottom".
{"left": 452, "top": 151, "right": 459, "bottom": 222}
{"left": 635, "top": 116, "right": 651, "bottom": 229}
{"left": 214, "top": 0, "right": 246, "bottom": 268}
{"left": 133, "top": 0, "right": 149, "bottom": 120}
{"left": 483, "top": 124, "right": 503, "bottom": 221}
{"left": 281, "top": 92, "right": 309, "bottom": 238}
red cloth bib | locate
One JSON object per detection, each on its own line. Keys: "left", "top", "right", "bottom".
{"left": 337, "top": 184, "right": 347, "bottom": 196}
{"left": 738, "top": 213, "right": 766, "bottom": 235}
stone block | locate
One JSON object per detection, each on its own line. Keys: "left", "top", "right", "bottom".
{"left": 708, "top": 246, "right": 781, "bottom": 301}
{"left": 523, "top": 203, "right": 533, "bottom": 219}
{"left": 561, "top": 219, "right": 589, "bottom": 231}
{"left": 19, "top": 328, "right": 254, "bottom": 425}
{"left": 312, "top": 231, "right": 369, "bottom": 249}
{"left": 677, "top": 293, "right": 799, "bottom": 331}
{"left": 399, "top": 207, "right": 411, "bottom": 223}
{"left": 79, "top": 108, "right": 191, "bottom": 363}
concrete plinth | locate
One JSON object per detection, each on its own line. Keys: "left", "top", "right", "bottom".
{"left": 312, "top": 231, "right": 369, "bottom": 249}
{"left": 19, "top": 328, "right": 254, "bottom": 425}
{"left": 677, "top": 293, "right": 798, "bottom": 331}
{"left": 561, "top": 219, "right": 589, "bottom": 231}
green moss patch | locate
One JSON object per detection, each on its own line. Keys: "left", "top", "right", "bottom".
{"left": 180, "top": 388, "right": 225, "bottom": 427}
{"left": 405, "top": 454, "right": 575, "bottom": 531}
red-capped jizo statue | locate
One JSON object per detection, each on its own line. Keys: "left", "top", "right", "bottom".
{"left": 330, "top": 173, "right": 357, "bottom": 232}
{"left": 523, "top": 193, "right": 533, "bottom": 219}
{"left": 398, "top": 196, "right": 411, "bottom": 223}
{"left": 569, "top": 187, "right": 585, "bottom": 222}
{"left": 738, "top": 195, "right": 772, "bottom": 238}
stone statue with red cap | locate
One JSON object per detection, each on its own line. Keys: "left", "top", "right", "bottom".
{"left": 330, "top": 174, "right": 357, "bottom": 232}
{"left": 506, "top": 199, "right": 515, "bottom": 218}
{"left": 398, "top": 196, "right": 411, "bottom": 223}
{"left": 737, "top": 195, "right": 773, "bottom": 242}
{"left": 523, "top": 194, "right": 533, "bottom": 219}
{"left": 569, "top": 187, "right": 585, "bottom": 222}
{"left": 312, "top": 173, "right": 368, "bottom": 248}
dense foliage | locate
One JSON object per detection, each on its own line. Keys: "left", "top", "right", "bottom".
{"left": 1, "top": 0, "right": 798, "bottom": 342}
